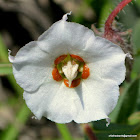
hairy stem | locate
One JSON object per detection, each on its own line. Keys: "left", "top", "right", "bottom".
{"left": 104, "top": 0, "right": 133, "bottom": 37}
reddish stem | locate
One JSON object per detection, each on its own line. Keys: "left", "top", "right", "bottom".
{"left": 104, "top": 0, "right": 133, "bottom": 37}
{"left": 84, "top": 124, "right": 97, "bottom": 140}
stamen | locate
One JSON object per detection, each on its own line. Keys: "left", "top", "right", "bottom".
{"left": 52, "top": 67, "right": 63, "bottom": 81}
{"left": 64, "top": 79, "right": 81, "bottom": 88}
{"left": 82, "top": 64, "right": 90, "bottom": 79}
{"left": 54, "top": 55, "right": 67, "bottom": 65}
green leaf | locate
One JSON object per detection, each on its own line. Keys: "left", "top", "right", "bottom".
{"left": 0, "top": 103, "right": 31, "bottom": 140}
{"left": 131, "top": 56, "right": 140, "bottom": 80}
{"left": 131, "top": 20, "right": 140, "bottom": 79}
{"left": 84, "top": 0, "right": 110, "bottom": 26}
{"left": 136, "top": 0, "right": 140, "bottom": 6}
{"left": 98, "top": 0, "right": 113, "bottom": 28}
{"left": 0, "top": 63, "right": 12, "bottom": 76}
{"left": 0, "top": 35, "right": 9, "bottom": 62}
{"left": 109, "top": 78, "right": 140, "bottom": 123}
{"left": 132, "top": 19, "right": 140, "bottom": 53}
{"left": 92, "top": 120, "right": 139, "bottom": 140}
{"left": 56, "top": 124, "right": 73, "bottom": 140}
{"left": 128, "top": 112, "right": 140, "bottom": 125}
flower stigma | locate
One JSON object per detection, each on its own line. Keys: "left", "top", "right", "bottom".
{"left": 62, "top": 61, "right": 79, "bottom": 87}
{"left": 52, "top": 54, "right": 90, "bottom": 88}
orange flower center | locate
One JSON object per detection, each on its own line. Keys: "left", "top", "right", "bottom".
{"left": 52, "top": 54, "right": 90, "bottom": 88}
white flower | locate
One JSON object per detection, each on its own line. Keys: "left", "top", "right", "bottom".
{"left": 9, "top": 12, "right": 126, "bottom": 125}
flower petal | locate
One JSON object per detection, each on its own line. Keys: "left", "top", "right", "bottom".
{"left": 84, "top": 36, "right": 126, "bottom": 85}
{"left": 24, "top": 74, "right": 119, "bottom": 123}
{"left": 23, "top": 80, "right": 78, "bottom": 123}
{"left": 13, "top": 41, "right": 53, "bottom": 92}
{"left": 38, "top": 20, "right": 96, "bottom": 60}
{"left": 73, "top": 78, "right": 119, "bottom": 123}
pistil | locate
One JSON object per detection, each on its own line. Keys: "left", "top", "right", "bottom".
{"left": 62, "top": 61, "right": 79, "bottom": 87}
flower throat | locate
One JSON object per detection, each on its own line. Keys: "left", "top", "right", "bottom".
{"left": 52, "top": 54, "right": 90, "bottom": 88}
